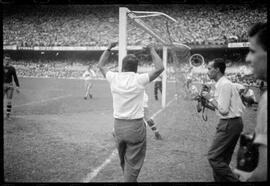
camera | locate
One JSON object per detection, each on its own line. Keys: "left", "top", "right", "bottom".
{"left": 194, "top": 84, "right": 215, "bottom": 113}
{"left": 236, "top": 133, "right": 259, "bottom": 172}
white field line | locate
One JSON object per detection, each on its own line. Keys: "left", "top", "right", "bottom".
{"left": 82, "top": 96, "right": 176, "bottom": 182}
{"left": 13, "top": 94, "right": 73, "bottom": 108}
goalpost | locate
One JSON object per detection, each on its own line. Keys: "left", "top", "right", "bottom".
{"left": 118, "top": 7, "right": 179, "bottom": 108}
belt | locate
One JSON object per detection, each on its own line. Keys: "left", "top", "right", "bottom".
{"left": 115, "top": 118, "right": 143, "bottom": 121}
{"left": 220, "top": 117, "right": 241, "bottom": 120}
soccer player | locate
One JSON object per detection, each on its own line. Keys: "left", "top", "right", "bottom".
{"left": 3, "top": 54, "right": 20, "bottom": 119}
{"left": 82, "top": 64, "right": 96, "bottom": 100}
{"left": 240, "top": 84, "right": 257, "bottom": 107}
{"left": 185, "top": 67, "right": 193, "bottom": 88}
{"left": 183, "top": 66, "right": 193, "bottom": 99}
{"left": 153, "top": 74, "right": 162, "bottom": 100}
{"left": 234, "top": 83, "right": 257, "bottom": 107}
{"left": 143, "top": 91, "right": 162, "bottom": 140}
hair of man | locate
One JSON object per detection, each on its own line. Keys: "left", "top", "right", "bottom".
{"left": 122, "top": 54, "right": 139, "bottom": 73}
{"left": 248, "top": 22, "right": 267, "bottom": 51}
{"left": 212, "top": 58, "right": 226, "bottom": 74}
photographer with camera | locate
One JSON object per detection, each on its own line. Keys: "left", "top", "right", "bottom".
{"left": 201, "top": 58, "right": 245, "bottom": 182}
{"left": 233, "top": 22, "right": 267, "bottom": 182}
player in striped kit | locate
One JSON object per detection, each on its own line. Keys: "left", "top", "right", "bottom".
{"left": 3, "top": 55, "right": 20, "bottom": 119}
{"left": 143, "top": 91, "right": 162, "bottom": 140}
{"left": 82, "top": 64, "right": 96, "bottom": 100}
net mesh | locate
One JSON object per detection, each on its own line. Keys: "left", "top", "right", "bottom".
{"left": 127, "top": 10, "right": 192, "bottom": 102}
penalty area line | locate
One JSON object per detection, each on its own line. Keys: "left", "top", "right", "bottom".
{"left": 82, "top": 96, "right": 176, "bottom": 182}
{"left": 13, "top": 94, "right": 73, "bottom": 108}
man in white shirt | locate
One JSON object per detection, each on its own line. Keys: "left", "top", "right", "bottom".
{"left": 202, "top": 58, "right": 245, "bottom": 182}
{"left": 82, "top": 65, "right": 96, "bottom": 99}
{"left": 98, "top": 42, "right": 164, "bottom": 182}
{"left": 233, "top": 22, "right": 267, "bottom": 182}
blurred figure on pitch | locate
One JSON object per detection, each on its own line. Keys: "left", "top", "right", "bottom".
{"left": 233, "top": 22, "right": 267, "bottom": 182}
{"left": 234, "top": 83, "right": 257, "bottom": 107}
{"left": 98, "top": 41, "right": 164, "bottom": 182}
{"left": 143, "top": 91, "right": 162, "bottom": 140}
{"left": 185, "top": 66, "right": 193, "bottom": 89}
{"left": 82, "top": 64, "right": 96, "bottom": 100}
{"left": 258, "top": 80, "right": 267, "bottom": 96}
{"left": 240, "top": 84, "right": 257, "bottom": 107}
{"left": 3, "top": 54, "right": 20, "bottom": 119}
{"left": 153, "top": 74, "right": 162, "bottom": 100}
{"left": 202, "top": 58, "right": 245, "bottom": 182}
{"left": 183, "top": 66, "right": 193, "bottom": 99}
{"left": 189, "top": 84, "right": 199, "bottom": 100}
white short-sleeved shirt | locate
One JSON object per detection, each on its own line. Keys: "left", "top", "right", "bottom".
{"left": 106, "top": 71, "right": 150, "bottom": 119}
{"left": 254, "top": 91, "right": 267, "bottom": 146}
{"left": 83, "top": 69, "right": 96, "bottom": 81}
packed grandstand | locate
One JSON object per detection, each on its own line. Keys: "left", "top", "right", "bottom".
{"left": 3, "top": 4, "right": 267, "bottom": 87}
{"left": 3, "top": 4, "right": 267, "bottom": 47}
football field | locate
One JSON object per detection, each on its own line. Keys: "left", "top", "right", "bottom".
{"left": 3, "top": 77, "right": 257, "bottom": 182}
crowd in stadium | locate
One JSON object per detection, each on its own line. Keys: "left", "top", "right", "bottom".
{"left": 11, "top": 60, "right": 260, "bottom": 88}
{"left": 3, "top": 4, "right": 267, "bottom": 47}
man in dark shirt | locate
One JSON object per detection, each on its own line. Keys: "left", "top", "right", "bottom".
{"left": 3, "top": 55, "right": 20, "bottom": 119}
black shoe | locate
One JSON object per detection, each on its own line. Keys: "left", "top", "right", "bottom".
{"left": 84, "top": 97, "right": 87, "bottom": 100}
{"left": 6, "top": 114, "right": 11, "bottom": 120}
{"left": 89, "top": 94, "right": 93, "bottom": 99}
{"left": 154, "top": 132, "right": 162, "bottom": 140}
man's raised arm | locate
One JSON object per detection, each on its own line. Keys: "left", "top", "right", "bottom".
{"left": 147, "top": 45, "right": 164, "bottom": 82}
{"left": 97, "top": 42, "right": 117, "bottom": 78}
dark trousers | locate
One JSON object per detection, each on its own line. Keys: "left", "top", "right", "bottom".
{"left": 154, "top": 81, "right": 162, "bottom": 100}
{"left": 114, "top": 118, "right": 146, "bottom": 182}
{"left": 207, "top": 117, "right": 243, "bottom": 182}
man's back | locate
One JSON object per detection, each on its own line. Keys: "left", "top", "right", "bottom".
{"left": 106, "top": 71, "right": 149, "bottom": 119}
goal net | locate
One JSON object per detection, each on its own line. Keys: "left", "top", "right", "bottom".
{"left": 120, "top": 7, "right": 192, "bottom": 107}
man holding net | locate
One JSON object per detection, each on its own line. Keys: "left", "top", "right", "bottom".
{"left": 98, "top": 41, "right": 164, "bottom": 182}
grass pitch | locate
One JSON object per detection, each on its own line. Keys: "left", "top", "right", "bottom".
{"left": 3, "top": 77, "right": 258, "bottom": 182}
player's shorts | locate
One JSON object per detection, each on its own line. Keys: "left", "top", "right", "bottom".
{"left": 84, "top": 80, "right": 93, "bottom": 87}
{"left": 3, "top": 83, "right": 14, "bottom": 99}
